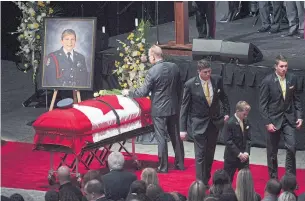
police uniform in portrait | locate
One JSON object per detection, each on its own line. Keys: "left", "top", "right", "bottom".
{"left": 43, "top": 29, "right": 89, "bottom": 88}
{"left": 44, "top": 47, "right": 88, "bottom": 87}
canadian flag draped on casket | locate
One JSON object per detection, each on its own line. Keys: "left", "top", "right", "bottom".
{"left": 33, "top": 95, "right": 152, "bottom": 154}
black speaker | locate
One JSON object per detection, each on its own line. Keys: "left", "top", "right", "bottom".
{"left": 191, "top": 39, "right": 263, "bottom": 64}
{"left": 192, "top": 39, "right": 223, "bottom": 61}
{"left": 220, "top": 41, "right": 263, "bottom": 64}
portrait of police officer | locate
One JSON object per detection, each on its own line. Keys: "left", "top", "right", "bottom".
{"left": 43, "top": 29, "right": 89, "bottom": 88}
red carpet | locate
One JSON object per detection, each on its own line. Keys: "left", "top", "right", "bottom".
{"left": 1, "top": 141, "right": 305, "bottom": 196}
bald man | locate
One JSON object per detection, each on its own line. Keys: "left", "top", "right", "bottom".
{"left": 122, "top": 45, "right": 185, "bottom": 173}
{"left": 58, "top": 166, "right": 83, "bottom": 201}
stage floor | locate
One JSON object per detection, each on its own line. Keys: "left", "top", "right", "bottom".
{"left": 108, "top": 16, "right": 305, "bottom": 60}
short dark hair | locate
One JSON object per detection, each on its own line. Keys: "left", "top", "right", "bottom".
{"left": 85, "top": 179, "right": 105, "bottom": 195}
{"left": 9, "top": 194, "right": 24, "bottom": 201}
{"left": 45, "top": 190, "right": 59, "bottom": 201}
{"left": 130, "top": 180, "right": 147, "bottom": 195}
{"left": 213, "top": 169, "right": 230, "bottom": 185}
{"left": 197, "top": 59, "right": 211, "bottom": 71}
{"left": 280, "top": 173, "right": 297, "bottom": 192}
{"left": 265, "top": 179, "right": 282, "bottom": 196}
{"left": 275, "top": 55, "right": 288, "bottom": 65}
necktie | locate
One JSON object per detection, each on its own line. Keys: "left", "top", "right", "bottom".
{"left": 203, "top": 82, "right": 211, "bottom": 105}
{"left": 67, "top": 52, "right": 73, "bottom": 63}
{"left": 279, "top": 77, "right": 286, "bottom": 99}
{"left": 240, "top": 120, "right": 244, "bottom": 133}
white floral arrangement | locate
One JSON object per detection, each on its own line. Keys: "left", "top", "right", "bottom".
{"left": 114, "top": 19, "right": 151, "bottom": 90}
{"left": 11, "top": 1, "right": 58, "bottom": 82}
{"left": 94, "top": 19, "right": 151, "bottom": 98}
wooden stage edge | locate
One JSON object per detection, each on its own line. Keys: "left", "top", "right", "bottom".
{"left": 159, "top": 41, "right": 193, "bottom": 56}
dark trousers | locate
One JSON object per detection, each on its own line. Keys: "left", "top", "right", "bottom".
{"left": 285, "top": 1, "right": 304, "bottom": 34}
{"left": 193, "top": 121, "right": 218, "bottom": 185}
{"left": 266, "top": 120, "right": 296, "bottom": 179}
{"left": 259, "top": 1, "right": 283, "bottom": 30}
{"left": 224, "top": 159, "right": 249, "bottom": 183}
{"left": 195, "top": 1, "right": 216, "bottom": 38}
{"left": 152, "top": 115, "right": 185, "bottom": 172}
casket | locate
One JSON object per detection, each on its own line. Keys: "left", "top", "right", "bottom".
{"left": 33, "top": 95, "right": 152, "bottom": 154}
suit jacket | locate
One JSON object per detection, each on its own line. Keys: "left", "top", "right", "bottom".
{"left": 259, "top": 72, "right": 303, "bottom": 129}
{"left": 44, "top": 47, "right": 89, "bottom": 87}
{"left": 130, "top": 60, "right": 181, "bottom": 117}
{"left": 224, "top": 115, "right": 251, "bottom": 162}
{"left": 180, "top": 75, "right": 230, "bottom": 135}
{"left": 59, "top": 182, "right": 83, "bottom": 201}
{"left": 101, "top": 170, "right": 137, "bottom": 201}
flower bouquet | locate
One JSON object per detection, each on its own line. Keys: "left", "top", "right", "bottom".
{"left": 11, "top": 1, "right": 60, "bottom": 82}
{"left": 94, "top": 19, "right": 151, "bottom": 97}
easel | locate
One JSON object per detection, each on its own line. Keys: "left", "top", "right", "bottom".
{"left": 47, "top": 89, "right": 82, "bottom": 184}
{"left": 49, "top": 90, "right": 81, "bottom": 111}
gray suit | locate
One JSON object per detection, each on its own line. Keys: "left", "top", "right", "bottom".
{"left": 285, "top": 1, "right": 304, "bottom": 34}
{"left": 130, "top": 60, "right": 185, "bottom": 172}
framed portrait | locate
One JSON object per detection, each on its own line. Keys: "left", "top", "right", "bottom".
{"left": 40, "top": 17, "right": 96, "bottom": 90}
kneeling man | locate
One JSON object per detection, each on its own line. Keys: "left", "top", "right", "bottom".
{"left": 224, "top": 101, "right": 252, "bottom": 182}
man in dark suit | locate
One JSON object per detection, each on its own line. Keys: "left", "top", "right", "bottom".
{"left": 84, "top": 179, "right": 108, "bottom": 201}
{"left": 122, "top": 45, "right": 185, "bottom": 173}
{"left": 43, "top": 29, "right": 89, "bottom": 88}
{"left": 224, "top": 101, "right": 252, "bottom": 183}
{"left": 102, "top": 152, "right": 137, "bottom": 201}
{"left": 259, "top": 55, "right": 303, "bottom": 180}
{"left": 57, "top": 165, "right": 83, "bottom": 201}
{"left": 194, "top": 1, "right": 216, "bottom": 39}
{"left": 261, "top": 179, "right": 282, "bottom": 201}
{"left": 180, "top": 59, "right": 230, "bottom": 186}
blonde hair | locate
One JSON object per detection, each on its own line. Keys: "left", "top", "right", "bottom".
{"left": 235, "top": 169, "right": 256, "bottom": 201}
{"left": 141, "top": 168, "right": 159, "bottom": 185}
{"left": 236, "top": 101, "right": 251, "bottom": 112}
{"left": 149, "top": 45, "right": 163, "bottom": 59}
{"left": 188, "top": 180, "right": 206, "bottom": 201}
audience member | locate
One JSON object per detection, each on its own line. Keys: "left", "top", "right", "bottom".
{"left": 129, "top": 180, "right": 147, "bottom": 195}
{"left": 278, "top": 192, "right": 296, "bottom": 201}
{"left": 170, "top": 192, "right": 187, "bottom": 201}
{"left": 188, "top": 180, "right": 206, "bottom": 201}
{"left": 45, "top": 190, "right": 59, "bottom": 201}
{"left": 204, "top": 197, "right": 219, "bottom": 201}
{"left": 280, "top": 173, "right": 297, "bottom": 194}
{"left": 58, "top": 166, "right": 83, "bottom": 201}
{"left": 59, "top": 190, "right": 81, "bottom": 201}
{"left": 1, "top": 196, "right": 12, "bottom": 201}
{"left": 210, "top": 169, "right": 236, "bottom": 200}
{"left": 126, "top": 194, "right": 144, "bottom": 201}
{"left": 146, "top": 184, "right": 164, "bottom": 201}
{"left": 102, "top": 151, "right": 137, "bottom": 201}
{"left": 82, "top": 170, "right": 101, "bottom": 188}
{"left": 84, "top": 179, "right": 107, "bottom": 201}
{"left": 235, "top": 169, "right": 261, "bottom": 201}
{"left": 141, "top": 167, "right": 159, "bottom": 185}
{"left": 155, "top": 193, "right": 176, "bottom": 201}
{"left": 298, "top": 193, "right": 305, "bottom": 201}
{"left": 9, "top": 194, "right": 24, "bottom": 201}
{"left": 262, "top": 179, "right": 282, "bottom": 201}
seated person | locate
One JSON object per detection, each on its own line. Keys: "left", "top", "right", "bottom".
{"left": 262, "top": 179, "right": 282, "bottom": 201}
{"left": 58, "top": 166, "right": 83, "bottom": 201}
{"left": 280, "top": 173, "right": 297, "bottom": 199}
{"left": 102, "top": 152, "right": 137, "bottom": 201}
